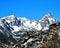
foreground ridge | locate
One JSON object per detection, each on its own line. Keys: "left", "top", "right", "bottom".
{"left": 0, "top": 22, "right": 60, "bottom": 48}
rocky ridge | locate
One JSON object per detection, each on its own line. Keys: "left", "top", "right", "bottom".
{"left": 0, "top": 22, "right": 60, "bottom": 48}
{"left": 0, "top": 13, "right": 59, "bottom": 48}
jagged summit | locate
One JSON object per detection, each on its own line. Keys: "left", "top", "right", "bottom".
{"left": 44, "top": 13, "right": 52, "bottom": 17}
{"left": 41, "top": 13, "right": 58, "bottom": 24}
{"left": 0, "top": 13, "right": 58, "bottom": 32}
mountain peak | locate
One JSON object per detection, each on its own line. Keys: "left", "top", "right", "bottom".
{"left": 40, "top": 13, "right": 58, "bottom": 25}
{"left": 7, "top": 14, "right": 16, "bottom": 19}
{"left": 46, "top": 12, "right": 52, "bottom": 16}
{"left": 5, "top": 14, "right": 17, "bottom": 21}
{"left": 10, "top": 14, "right": 15, "bottom": 16}
{"left": 0, "top": 13, "right": 58, "bottom": 32}
{"left": 44, "top": 12, "right": 53, "bottom": 18}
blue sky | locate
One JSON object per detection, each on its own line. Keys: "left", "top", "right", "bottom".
{"left": 0, "top": 0, "right": 60, "bottom": 21}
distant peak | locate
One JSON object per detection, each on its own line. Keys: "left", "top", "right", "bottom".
{"left": 44, "top": 12, "right": 53, "bottom": 17}
{"left": 0, "top": 13, "right": 58, "bottom": 32}
{"left": 47, "top": 12, "right": 51, "bottom": 15}
{"left": 10, "top": 14, "right": 15, "bottom": 17}
{"left": 5, "top": 14, "right": 17, "bottom": 19}
{"left": 20, "top": 17, "right": 28, "bottom": 20}
{"left": 41, "top": 13, "right": 53, "bottom": 20}
{"left": 9, "top": 14, "right": 16, "bottom": 18}
{"left": 40, "top": 12, "right": 58, "bottom": 25}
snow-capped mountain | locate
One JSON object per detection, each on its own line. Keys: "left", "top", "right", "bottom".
{"left": 0, "top": 13, "right": 58, "bottom": 32}
{"left": 0, "top": 13, "right": 59, "bottom": 48}
{"left": 40, "top": 13, "right": 58, "bottom": 31}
